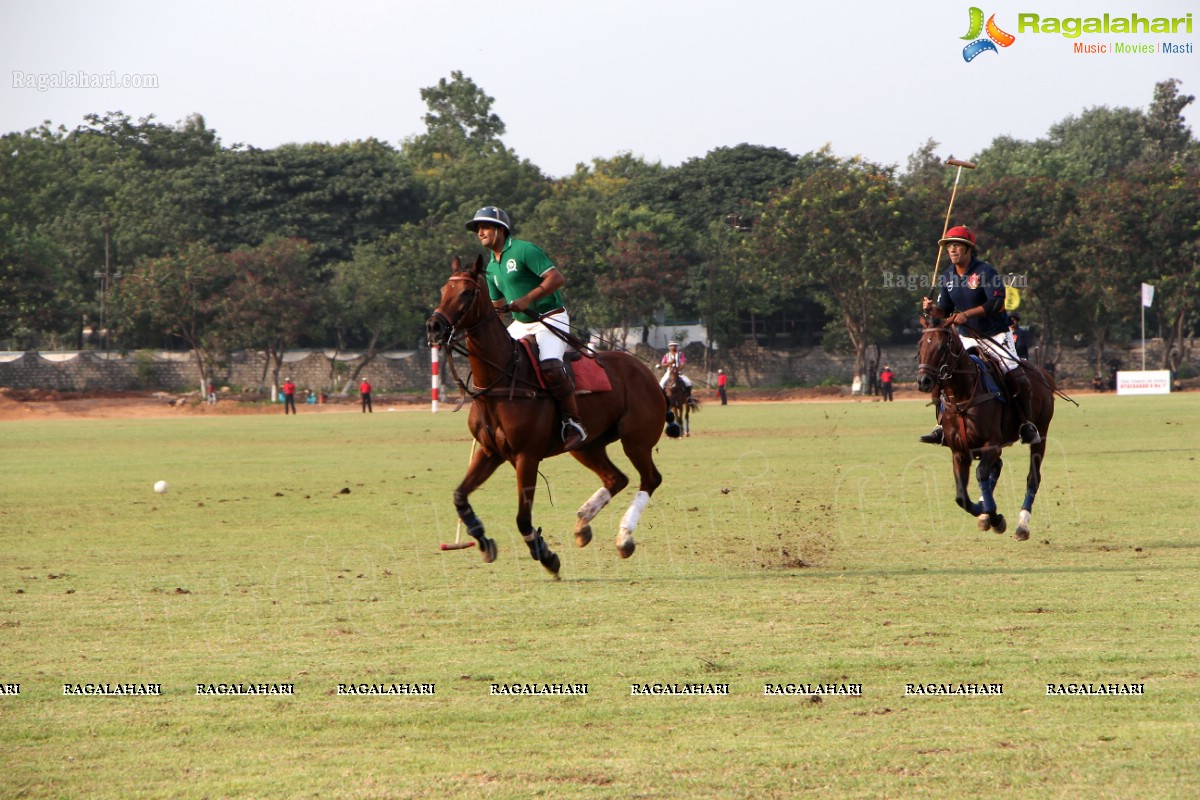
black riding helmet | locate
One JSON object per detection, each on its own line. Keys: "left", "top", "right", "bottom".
{"left": 466, "top": 206, "right": 512, "bottom": 233}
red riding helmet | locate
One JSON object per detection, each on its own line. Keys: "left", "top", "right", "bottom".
{"left": 939, "top": 225, "right": 977, "bottom": 248}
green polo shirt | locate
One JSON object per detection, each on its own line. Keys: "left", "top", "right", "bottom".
{"left": 485, "top": 238, "right": 564, "bottom": 323}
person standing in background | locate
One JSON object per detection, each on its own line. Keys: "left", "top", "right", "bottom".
{"left": 716, "top": 369, "right": 728, "bottom": 405}
{"left": 282, "top": 378, "right": 297, "bottom": 415}
{"left": 360, "top": 377, "right": 373, "bottom": 413}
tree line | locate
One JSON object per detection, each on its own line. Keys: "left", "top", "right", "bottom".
{"left": 1, "top": 73, "right": 1196, "bottom": 387}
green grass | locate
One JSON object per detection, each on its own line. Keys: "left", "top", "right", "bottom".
{"left": 1, "top": 394, "right": 1198, "bottom": 798}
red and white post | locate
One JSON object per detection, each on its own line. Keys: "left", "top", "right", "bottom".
{"left": 431, "top": 345, "right": 440, "bottom": 413}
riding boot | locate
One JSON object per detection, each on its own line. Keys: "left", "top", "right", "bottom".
{"left": 1006, "top": 369, "right": 1042, "bottom": 445}
{"left": 541, "top": 359, "right": 587, "bottom": 450}
{"left": 919, "top": 426, "right": 944, "bottom": 445}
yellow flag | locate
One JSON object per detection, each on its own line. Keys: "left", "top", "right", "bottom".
{"left": 1005, "top": 285, "right": 1021, "bottom": 311}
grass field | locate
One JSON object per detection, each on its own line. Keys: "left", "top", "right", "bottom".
{"left": 2, "top": 393, "right": 1198, "bottom": 799}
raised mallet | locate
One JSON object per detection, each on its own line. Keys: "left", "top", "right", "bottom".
{"left": 929, "top": 157, "right": 978, "bottom": 294}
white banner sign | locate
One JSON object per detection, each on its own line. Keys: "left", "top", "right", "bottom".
{"left": 1116, "top": 370, "right": 1171, "bottom": 395}
{"left": 1141, "top": 283, "right": 1155, "bottom": 308}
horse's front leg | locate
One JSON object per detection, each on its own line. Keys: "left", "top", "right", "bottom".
{"left": 1015, "top": 441, "right": 1046, "bottom": 541}
{"left": 454, "top": 446, "right": 505, "bottom": 563}
{"left": 952, "top": 449, "right": 979, "bottom": 518}
{"left": 514, "top": 455, "right": 560, "bottom": 578}
{"left": 975, "top": 450, "right": 1007, "bottom": 534}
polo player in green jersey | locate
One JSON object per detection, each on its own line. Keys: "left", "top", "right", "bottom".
{"left": 467, "top": 206, "right": 588, "bottom": 450}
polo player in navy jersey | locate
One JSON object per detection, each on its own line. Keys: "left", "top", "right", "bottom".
{"left": 919, "top": 226, "right": 1041, "bottom": 447}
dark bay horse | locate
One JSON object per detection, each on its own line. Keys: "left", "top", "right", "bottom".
{"left": 425, "top": 255, "right": 666, "bottom": 578}
{"left": 664, "top": 365, "right": 700, "bottom": 437}
{"left": 915, "top": 319, "right": 1054, "bottom": 540}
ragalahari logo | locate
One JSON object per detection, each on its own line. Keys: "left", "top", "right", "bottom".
{"left": 960, "top": 7, "right": 1016, "bottom": 61}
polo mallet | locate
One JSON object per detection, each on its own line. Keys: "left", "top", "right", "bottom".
{"left": 928, "top": 157, "right": 978, "bottom": 296}
{"left": 439, "top": 439, "right": 478, "bottom": 551}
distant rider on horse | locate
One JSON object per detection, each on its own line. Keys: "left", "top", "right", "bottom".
{"left": 920, "top": 225, "right": 1041, "bottom": 447}
{"left": 658, "top": 341, "right": 693, "bottom": 399}
{"left": 468, "top": 206, "right": 587, "bottom": 451}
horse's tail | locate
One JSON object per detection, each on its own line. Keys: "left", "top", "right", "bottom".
{"left": 687, "top": 396, "right": 701, "bottom": 412}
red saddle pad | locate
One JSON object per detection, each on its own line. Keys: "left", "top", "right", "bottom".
{"left": 569, "top": 354, "right": 612, "bottom": 394}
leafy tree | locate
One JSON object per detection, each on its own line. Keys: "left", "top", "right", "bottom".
{"left": 401, "top": 72, "right": 549, "bottom": 225}
{"left": 755, "top": 159, "right": 916, "bottom": 378}
{"left": 1132, "top": 164, "right": 1200, "bottom": 369}
{"left": 326, "top": 221, "right": 455, "bottom": 389}
{"left": 155, "top": 140, "right": 420, "bottom": 266}
{"left": 220, "top": 238, "right": 320, "bottom": 390}
{"left": 1065, "top": 179, "right": 1153, "bottom": 374}
{"left": 414, "top": 70, "right": 507, "bottom": 159}
{"left": 0, "top": 213, "right": 67, "bottom": 348}
{"left": 115, "top": 242, "right": 237, "bottom": 389}
{"left": 1140, "top": 78, "right": 1195, "bottom": 165}
{"left": 957, "top": 176, "right": 1081, "bottom": 365}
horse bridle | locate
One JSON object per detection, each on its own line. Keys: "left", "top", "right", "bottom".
{"left": 429, "top": 272, "right": 539, "bottom": 403}
{"left": 429, "top": 273, "right": 493, "bottom": 348}
{"left": 917, "top": 326, "right": 963, "bottom": 386}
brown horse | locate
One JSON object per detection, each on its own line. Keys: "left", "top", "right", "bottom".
{"left": 915, "top": 319, "right": 1054, "bottom": 540}
{"left": 425, "top": 255, "right": 666, "bottom": 578}
{"left": 663, "top": 365, "right": 700, "bottom": 437}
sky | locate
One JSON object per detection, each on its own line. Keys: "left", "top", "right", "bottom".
{"left": 2, "top": 0, "right": 1197, "bottom": 177}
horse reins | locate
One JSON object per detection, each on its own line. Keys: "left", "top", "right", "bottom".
{"left": 432, "top": 274, "right": 546, "bottom": 406}
{"left": 938, "top": 320, "right": 1079, "bottom": 408}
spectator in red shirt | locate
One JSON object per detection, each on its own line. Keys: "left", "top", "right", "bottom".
{"left": 360, "top": 378, "right": 373, "bottom": 413}
{"left": 282, "top": 379, "right": 297, "bottom": 414}
{"left": 716, "top": 369, "right": 728, "bottom": 405}
{"left": 879, "top": 365, "right": 894, "bottom": 402}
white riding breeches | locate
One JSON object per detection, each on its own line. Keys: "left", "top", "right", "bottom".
{"left": 507, "top": 310, "right": 571, "bottom": 363}
{"left": 960, "top": 329, "right": 1020, "bottom": 372}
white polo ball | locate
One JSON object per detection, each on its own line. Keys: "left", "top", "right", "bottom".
{"left": 154, "top": 480, "right": 169, "bottom": 494}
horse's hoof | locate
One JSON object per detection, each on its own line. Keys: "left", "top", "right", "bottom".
{"left": 575, "top": 523, "right": 593, "bottom": 548}
{"left": 991, "top": 514, "right": 1007, "bottom": 534}
{"left": 479, "top": 538, "right": 498, "bottom": 563}
{"left": 616, "top": 532, "right": 636, "bottom": 559}
{"left": 977, "top": 514, "right": 992, "bottom": 532}
{"left": 541, "top": 552, "right": 561, "bottom": 577}
{"left": 1015, "top": 510, "right": 1031, "bottom": 541}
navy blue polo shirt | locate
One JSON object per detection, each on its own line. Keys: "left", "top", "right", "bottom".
{"left": 935, "top": 257, "right": 1010, "bottom": 337}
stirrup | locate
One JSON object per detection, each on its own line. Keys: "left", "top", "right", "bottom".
{"left": 562, "top": 418, "right": 587, "bottom": 450}
{"left": 919, "top": 426, "right": 944, "bottom": 445}
{"left": 1019, "top": 422, "right": 1042, "bottom": 445}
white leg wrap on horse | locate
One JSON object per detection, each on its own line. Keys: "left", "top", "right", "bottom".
{"left": 1018, "top": 509, "right": 1031, "bottom": 529}
{"left": 578, "top": 488, "right": 612, "bottom": 523}
{"left": 619, "top": 491, "right": 650, "bottom": 535}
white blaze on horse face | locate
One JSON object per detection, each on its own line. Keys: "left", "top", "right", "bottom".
{"left": 578, "top": 488, "right": 612, "bottom": 524}
{"left": 619, "top": 490, "right": 651, "bottom": 536}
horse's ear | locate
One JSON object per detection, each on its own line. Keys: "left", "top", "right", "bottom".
{"left": 471, "top": 254, "right": 484, "bottom": 275}
{"left": 450, "top": 255, "right": 462, "bottom": 274}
